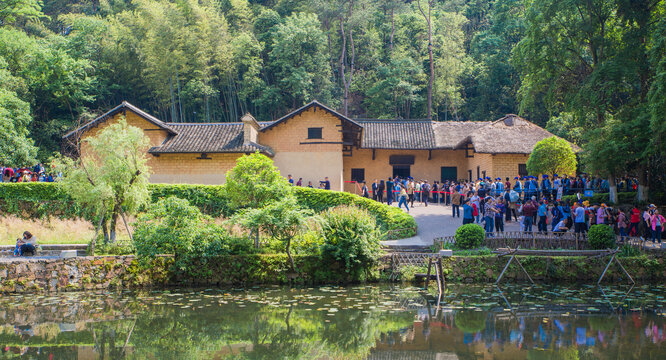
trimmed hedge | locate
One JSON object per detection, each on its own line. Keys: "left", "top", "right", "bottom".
{"left": 293, "top": 187, "right": 416, "bottom": 237}
{"left": 588, "top": 224, "right": 617, "bottom": 249}
{"left": 0, "top": 183, "right": 417, "bottom": 238}
{"left": 454, "top": 224, "right": 485, "bottom": 249}
{"left": 561, "top": 192, "right": 637, "bottom": 206}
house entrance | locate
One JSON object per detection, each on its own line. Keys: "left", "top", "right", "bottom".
{"left": 393, "top": 165, "right": 411, "bottom": 178}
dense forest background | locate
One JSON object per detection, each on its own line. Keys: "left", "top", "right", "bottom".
{"left": 0, "top": 0, "right": 664, "bottom": 194}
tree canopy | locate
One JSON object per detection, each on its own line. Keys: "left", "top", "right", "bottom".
{"left": 0, "top": 0, "right": 663, "bottom": 196}
{"left": 526, "top": 136, "right": 577, "bottom": 177}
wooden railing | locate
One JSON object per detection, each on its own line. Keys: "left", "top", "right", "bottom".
{"left": 433, "top": 231, "right": 657, "bottom": 251}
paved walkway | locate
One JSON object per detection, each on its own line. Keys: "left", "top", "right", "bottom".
{"left": 381, "top": 202, "right": 521, "bottom": 246}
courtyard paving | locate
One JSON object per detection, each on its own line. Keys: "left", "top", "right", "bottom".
{"left": 381, "top": 201, "right": 518, "bottom": 247}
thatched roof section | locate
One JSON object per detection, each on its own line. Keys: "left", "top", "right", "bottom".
{"left": 456, "top": 114, "right": 577, "bottom": 154}
{"left": 432, "top": 121, "right": 487, "bottom": 148}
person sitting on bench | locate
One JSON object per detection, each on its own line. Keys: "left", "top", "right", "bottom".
{"left": 552, "top": 218, "right": 571, "bottom": 234}
{"left": 14, "top": 231, "right": 37, "bottom": 256}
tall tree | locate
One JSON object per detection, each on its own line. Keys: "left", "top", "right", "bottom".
{"left": 416, "top": 0, "right": 434, "bottom": 119}
{"left": 59, "top": 117, "right": 152, "bottom": 243}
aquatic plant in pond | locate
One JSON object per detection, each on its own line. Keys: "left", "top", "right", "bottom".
{"left": 0, "top": 284, "right": 665, "bottom": 359}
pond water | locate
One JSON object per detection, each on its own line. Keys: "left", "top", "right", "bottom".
{"left": 1, "top": 284, "right": 665, "bottom": 359}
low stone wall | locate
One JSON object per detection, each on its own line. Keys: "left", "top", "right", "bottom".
{"left": 0, "top": 253, "right": 664, "bottom": 293}
{"left": 0, "top": 256, "right": 172, "bottom": 293}
{"left": 442, "top": 255, "right": 666, "bottom": 283}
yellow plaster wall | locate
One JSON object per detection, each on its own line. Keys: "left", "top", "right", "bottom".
{"left": 342, "top": 149, "right": 469, "bottom": 193}
{"left": 148, "top": 153, "right": 241, "bottom": 184}
{"left": 466, "top": 152, "right": 493, "bottom": 181}
{"left": 258, "top": 107, "right": 344, "bottom": 190}
{"left": 79, "top": 111, "right": 168, "bottom": 171}
{"left": 490, "top": 153, "right": 530, "bottom": 180}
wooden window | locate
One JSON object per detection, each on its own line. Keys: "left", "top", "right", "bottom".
{"left": 389, "top": 155, "right": 415, "bottom": 165}
{"left": 441, "top": 167, "right": 457, "bottom": 182}
{"left": 392, "top": 166, "right": 410, "bottom": 178}
{"left": 519, "top": 164, "right": 528, "bottom": 177}
{"left": 351, "top": 168, "right": 365, "bottom": 183}
{"left": 476, "top": 166, "right": 480, "bottom": 180}
{"left": 307, "top": 127, "right": 323, "bottom": 139}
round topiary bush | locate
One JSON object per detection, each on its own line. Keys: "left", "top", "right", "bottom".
{"left": 588, "top": 224, "right": 616, "bottom": 249}
{"left": 455, "top": 310, "right": 486, "bottom": 333}
{"left": 455, "top": 224, "right": 485, "bottom": 249}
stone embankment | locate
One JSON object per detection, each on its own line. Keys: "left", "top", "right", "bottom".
{"left": 0, "top": 253, "right": 664, "bottom": 293}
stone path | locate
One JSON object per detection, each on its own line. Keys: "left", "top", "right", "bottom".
{"left": 381, "top": 201, "right": 521, "bottom": 247}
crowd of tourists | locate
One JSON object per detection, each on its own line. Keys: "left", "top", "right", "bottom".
{"left": 351, "top": 173, "right": 659, "bottom": 244}
{"left": 1, "top": 164, "right": 57, "bottom": 183}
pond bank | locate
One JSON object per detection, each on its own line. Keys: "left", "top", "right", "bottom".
{"left": 0, "top": 253, "right": 665, "bottom": 293}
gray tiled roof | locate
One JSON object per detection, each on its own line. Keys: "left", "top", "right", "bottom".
{"left": 63, "top": 101, "right": 177, "bottom": 139}
{"left": 357, "top": 119, "right": 488, "bottom": 150}
{"left": 357, "top": 120, "right": 437, "bottom": 149}
{"left": 148, "top": 123, "right": 274, "bottom": 155}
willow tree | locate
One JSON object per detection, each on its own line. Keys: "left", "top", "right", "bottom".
{"left": 59, "top": 117, "right": 152, "bottom": 244}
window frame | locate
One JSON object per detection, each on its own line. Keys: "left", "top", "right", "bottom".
{"left": 307, "top": 127, "right": 323, "bottom": 139}
{"left": 351, "top": 168, "right": 365, "bottom": 183}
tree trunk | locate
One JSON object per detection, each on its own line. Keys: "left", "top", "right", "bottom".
{"left": 418, "top": 0, "right": 433, "bottom": 119}
{"left": 638, "top": 166, "right": 649, "bottom": 202}
{"left": 339, "top": 14, "right": 355, "bottom": 116}
{"left": 102, "top": 218, "right": 109, "bottom": 245}
{"left": 285, "top": 237, "right": 297, "bottom": 272}
{"left": 608, "top": 174, "right": 617, "bottom": 204}
{"left": 389, "top": 8, "right": 395, "bottom": 52}
{"left": 110, "top": 205, "right": 120, "bottom": 244}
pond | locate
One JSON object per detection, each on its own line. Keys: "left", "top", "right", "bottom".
{"left": 1, "top": 284, "right": 665, "bottom": 359}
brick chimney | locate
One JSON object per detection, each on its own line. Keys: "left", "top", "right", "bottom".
{"left": 241, "top": 113, "right": 260, "bottom": 144}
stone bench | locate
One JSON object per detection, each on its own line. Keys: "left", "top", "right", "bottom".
{"left": 0, "top": 244, "right": 88, "bottom": 257}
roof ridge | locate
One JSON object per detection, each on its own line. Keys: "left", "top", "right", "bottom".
{"left": 166, "top": 122, "right": 243, "bottom": 126}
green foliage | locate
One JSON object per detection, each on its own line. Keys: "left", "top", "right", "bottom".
{"left": 223, "top": 152, "right": 289, "bottom": 209}
{"left": 91, "top": 241, "right": 135, "bottom": 256}
{"left": 319, "top": 206, "right": 383, "bottom": 280}
{"left": 267, "top": 12, "right": 336, "bottom": 110}
{"left": 455, "top": 310, "right": 486, "bottom": 333}
{"left": 526, "top": 136, "right": 577, "bottom": 176}
{"left": 0, "top": 182, "right": 418, "bottom": 238}
{"left": 0, "top": 88, "right": 37, "bottom": 166}
{"left": 149, "top": 184, "right": 231, "bottom": 217}
{"left": 57, "top": 117, "right": 152, "bottom": 243}
{"left": 133, "top": 197, "right": 243, "bottom": 271}
{"left": 561, "top": 192, "right": 637, "bottom": 206}
{"left": 455, "top": 224, "right": 485, "bottom": 249}
{"left": 293, "top": 187, "right": 417, "bottom": 237}
{"left": 232, "top": 194, "right": 313, "bottom": 270}
{"left": 0, "top": 0, "right": 45, "bottom": 25}
{"left": 588, "top": 225, "right": 617, "bottom": 250}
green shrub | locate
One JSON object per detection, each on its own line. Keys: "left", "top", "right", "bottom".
{"left": 1, "top": 183, "right": 417, "bottom": 239}
{"left": 133, "top": 196, "right": 238, "bottom": 271}
{"left": 588, "top": 224, "right": 616, "bottom": 249}
{"left": 455, "top": 310, "right": 486, "bottom": 333}
{"left": 91, "top": 241, "right": 135, "bottom": 256}
{"left": 293, "top": 187, "right": 417, "bottom": 236}
{"left": 561, "top": 192, "right": 637, "bottom": 205}
{"left": 149, "top": 184, "right": 231, "bottom": 217}
{"left": 455, "top": 224, "right": 485, "bottom": 249}
{"left": 319, "top": 205, "right": 383, "bottom": 280}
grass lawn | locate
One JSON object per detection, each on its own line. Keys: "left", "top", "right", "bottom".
{"left": 0, "top": 216, "right": 131, "bottom": 245}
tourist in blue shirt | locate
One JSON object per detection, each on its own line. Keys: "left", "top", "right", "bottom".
{"left": 538, "top": 201, "right": 548, "bottom": 233}
{"left": 462, "top": 200, "right": 474, "bottom": 225}
{"left": 574, "top": 202, "right": 587, "bottom": 238}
